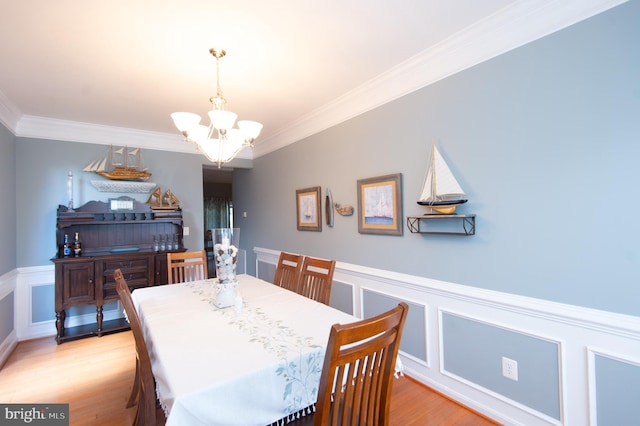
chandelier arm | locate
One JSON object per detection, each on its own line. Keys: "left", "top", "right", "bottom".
{"left": 217, "top": 135, "right": 225, "bottom": 168}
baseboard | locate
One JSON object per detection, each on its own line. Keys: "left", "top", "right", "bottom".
{"left": 0, "top": 330, "right": 18, "bottom": 369}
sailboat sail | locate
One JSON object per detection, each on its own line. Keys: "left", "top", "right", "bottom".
{"left": 82, "top": 160, "right": 99, "bottom": 172}
{"left": 417, "top": 143, "right": 467, "bottom": 213}
{"left": 112, "top": 146, "right": 124, "bottom": 166}
{"left": 375, "top": 192, "right": 392, "bottom": 218}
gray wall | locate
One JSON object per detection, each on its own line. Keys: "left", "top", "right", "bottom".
{"left": 0, "top": 120, "right": 16, "bottom": 340}
{"left": 0, "top": 123, "right": 16, "bottom": 275}
{"left": 234, "top": 1, "right": 640, "bottom": 317}
{"left": 15, "top": 138, "right": 207, "bottom": 267}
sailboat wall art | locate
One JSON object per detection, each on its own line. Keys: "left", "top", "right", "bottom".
{"left": 417, "top": 143, "right": 467, "bottom": 214}
{"left": 357, "top": 173, "right": 403, "bottom": 235}
{"left": 296, "top": 186, "right": 322, "bottom": 232}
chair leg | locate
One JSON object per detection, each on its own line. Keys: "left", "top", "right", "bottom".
{"left": 127, "top": 358, "right": 140, "bottom": 408}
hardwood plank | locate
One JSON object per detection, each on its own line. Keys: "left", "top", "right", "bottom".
{"left": 0, "top": 332, "right": 138, "bottom": 425}
{"left": 1, "top": 332, "right": 499, "bottom": 425}
{"left": 390, "top": 375, "right": 499, "bottom": 425}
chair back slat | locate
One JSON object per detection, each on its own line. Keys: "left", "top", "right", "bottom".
{"left": 273, "top": 252, "right": 304, "bottom": 292}
{"left": 314, "top": 302, "right": 409, "bottom": 426}
{"left": 167, "top": 250, "right": 208, "bottom": 284}
{"left": 297, "top": 256, "right": 335, "bottom": 305}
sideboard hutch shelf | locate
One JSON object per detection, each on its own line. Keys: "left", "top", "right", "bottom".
{"left": 407, "top": 214, "right": 476, "bottom": 236}
{"left": 52, "top": 196, "right": 186, "bottom": 344}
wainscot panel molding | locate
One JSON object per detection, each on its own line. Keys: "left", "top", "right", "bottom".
{"left": 254, "top": 247, "right": 640, "bottom": 426}
{"left": 16, "top": 265, "right": 57, "bottom": 341}
{"left": 587, "top": 347, "right": 640, "bottom": 425}
{"left": 0, "top": 269, "right": 18, "bottom": 367}
{"left": 11, "top": 266, "right": 124, "bottom": 343}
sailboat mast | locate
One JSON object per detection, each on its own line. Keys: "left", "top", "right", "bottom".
{"left": 430, "top": 143, "right": 438, "bottom": 201}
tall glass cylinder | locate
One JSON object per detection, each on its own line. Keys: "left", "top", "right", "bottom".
{"left": 67, "top": 171, "right": 74, "bottom": 211}
{"left": 212, "top": 228, "right": 240, "bottom": 284}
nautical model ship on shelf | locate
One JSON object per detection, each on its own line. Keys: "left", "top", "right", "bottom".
{"left": 83, "top": 145, "right": 152, "bottom": 181}
{"left": 417, "top": 143, "right": 468, "bottom": 214}
{"left": 147, "top": 188, "right": 180, "bottom": 210}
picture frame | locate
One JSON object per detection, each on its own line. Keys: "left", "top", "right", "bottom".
{"left": 296, "top": 186, "right": 322, "bottom": 231}
{"left": 109, "top": 197, "right": 135, "bottom": 211}
{"left": 357, "top": 173, "right": 403, "bottom": 235}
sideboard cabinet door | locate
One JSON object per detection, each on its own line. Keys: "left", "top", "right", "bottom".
{"left": 54, "top": 260, "right": 95, "bottom": 344}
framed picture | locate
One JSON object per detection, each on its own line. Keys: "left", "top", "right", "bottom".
{"left": 109, "top": 197, "right": 135, "bottom": 211}
{"left": 296, "top": 186, "right": 322, "bottom": 231}
{"left": 357, "top": 173, "right": 403, "bottom": 235}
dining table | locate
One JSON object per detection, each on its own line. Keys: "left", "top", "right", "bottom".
{"left": 130, "top": 273, "right": 360, "bottom": 426}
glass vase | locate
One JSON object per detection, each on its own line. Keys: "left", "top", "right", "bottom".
{"left": 212, "top": 228, "right": 240, "bottom": 284}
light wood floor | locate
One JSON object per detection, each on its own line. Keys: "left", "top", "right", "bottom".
{"left": 0, "top": 332, "right": 499, "bottom": 425}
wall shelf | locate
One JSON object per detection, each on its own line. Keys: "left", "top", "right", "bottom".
{"left": 91, "top": 180, "right": 157, "bottom": 193}
{"left": 407, "top": 214, "right": 476, "bottom": 235}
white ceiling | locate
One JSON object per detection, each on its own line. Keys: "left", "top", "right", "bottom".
{"left": 0, "top": 0, "right": 623, "bottom": 161}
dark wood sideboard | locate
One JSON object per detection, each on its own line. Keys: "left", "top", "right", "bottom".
{"left": 51, "top": 196, "right": 186, "bottom": 344}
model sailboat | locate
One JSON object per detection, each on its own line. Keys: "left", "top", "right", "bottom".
{"left": 417, "top": 143, "right": 467, "bottom": 214}
{"left": 146, "top": 187, "right": 180, "bottom": 210}
{"left": 83, "top": 145, "right": 152, "bottom": 181}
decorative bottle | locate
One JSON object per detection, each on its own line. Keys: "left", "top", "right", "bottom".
{"left": 62, "top": 234, "right": 72, "bottom": 257}
{"left": 72, "top": 232, "right": 82, "bottom": 257}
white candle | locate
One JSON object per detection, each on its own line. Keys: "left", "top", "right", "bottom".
{"left": 222, "top": 237, "right": 230, "bottom": 246}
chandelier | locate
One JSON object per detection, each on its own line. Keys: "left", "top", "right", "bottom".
{"left": 171, "top": 48, "right": 263, "bottom": 168}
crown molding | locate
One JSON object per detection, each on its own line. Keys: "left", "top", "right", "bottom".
{"left": 16, "top": 115, "right": 184, "bottom": 151}
{"left": 0, "top": 89, "right": 21, "bottom": 135}
{"left": 0, "top": 0, "right": 626, "bottom": 158}
{"left": 13, "top": 115, "right": 254, "bottom": 160}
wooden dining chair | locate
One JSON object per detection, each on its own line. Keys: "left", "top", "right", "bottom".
{"left": 296, "top": 256, "right": 336, "bottom": 305}
{"left": 114, "top": 269, "right": 161, "bottom": 426}
{"left": 167, "top": 250, "right": 208, "bottom": 283}
{"left": 273, "top": 251, "right": 304, "bottom": 292}
{"left": 291, "top": 302, "right": 409, "bottom": 426}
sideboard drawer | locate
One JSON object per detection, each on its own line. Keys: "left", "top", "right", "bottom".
{"left": 100, "top": 257, "right": 153, "bottom": 300}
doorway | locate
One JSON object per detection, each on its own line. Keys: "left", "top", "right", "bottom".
{"left": 203, "top": 166, "right": 233, "bottom": 276}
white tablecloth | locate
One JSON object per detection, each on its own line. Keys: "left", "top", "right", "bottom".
{"left": 131, "top": 274, "right": 358, "bottom": 426}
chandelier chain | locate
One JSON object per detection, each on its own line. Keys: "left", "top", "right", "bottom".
{"left": 211, "top": 52, "right": 226, "bottom": 110}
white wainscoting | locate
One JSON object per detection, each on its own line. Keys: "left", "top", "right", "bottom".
{"left": 15, "top": 265, "right": 56, "bottom": 341}
{"left": 254, "top": 247, "right": 640, "bottom": 426}
{"left": 4, "top": 255, "right": 640, "bottom": 425}
{"left": 1, "top": 265, "right": 124, "bottom": 359}
{"left": 0, "top": 269, "right": 18, "bottom": 367}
